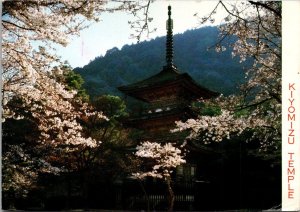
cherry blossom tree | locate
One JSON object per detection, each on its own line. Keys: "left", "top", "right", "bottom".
{"left": 2, "top": 0, "right": 152, "bottom": 121}
{"left": 1, "top": 0, "right": 151, "bottom": 204}
{"left": 133, "top": 141, "right": 186, "bottom": 211}
{"left": 175, "top": 1, "right": 281, "bottom": 159}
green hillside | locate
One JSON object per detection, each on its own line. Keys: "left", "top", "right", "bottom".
{"left": 74, "top": 26, "right": 250, "bottom": 98}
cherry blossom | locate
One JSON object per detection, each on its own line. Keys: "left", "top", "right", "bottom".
{"left": 178, "top": 2, "right": 281, "bottom": 153}
{"left": 132, "top": 141, "right": 185, "bottom": 211}
{"left": 133, "top": 141, "right": 186, "bottom": 179}
{"left": 2, "top": 0, "right": 150, "bottom": 198}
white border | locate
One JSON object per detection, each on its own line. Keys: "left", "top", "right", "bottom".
{"left": 282, "top": 1, "right": 300, "bottom": 211}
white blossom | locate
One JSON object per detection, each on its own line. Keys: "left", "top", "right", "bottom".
{"left": 186, "top": 2, "right": 281, "bottom": 152}
{"left": 2, "top": 0, "right": 148, "bottom": 195}
{"left": 133, "top": 141, "right": 186, "bottom": 180}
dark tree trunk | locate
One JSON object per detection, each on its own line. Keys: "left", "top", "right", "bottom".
{"left": 139, "top": 179, "right": 150, "bottom": 211}
{"left": 166, "top": 177, "right": 174, "bottom": 212}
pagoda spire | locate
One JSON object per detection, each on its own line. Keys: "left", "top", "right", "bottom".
{"left": 166, "top": 5, "right": 174, "bottom": 68}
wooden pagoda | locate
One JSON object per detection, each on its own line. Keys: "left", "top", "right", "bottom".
{"left": 118, "top": 6, "right": 219, "bottom": 142}
{"left": 118, "top": 6, "right": 221, "bottom": 209}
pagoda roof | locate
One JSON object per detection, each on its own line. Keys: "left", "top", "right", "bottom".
{"left": 118, "top": 65, "right": 219, "bottom": 101}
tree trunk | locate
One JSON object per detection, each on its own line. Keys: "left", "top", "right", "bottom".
{"left": 139, "top": 179, "right": 150, "bottom": 211}
{"left": 166, "top": 177, "right": 174, "bottom": 212}
{"left": 80, "top": 170, "right": 89, "bottom": 210}
{"left": 66, "top": 172, "right": 72, "bottom": 210}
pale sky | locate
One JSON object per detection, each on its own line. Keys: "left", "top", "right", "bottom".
{"left": 57, "top": 1, "right": 227, "bottom": 68}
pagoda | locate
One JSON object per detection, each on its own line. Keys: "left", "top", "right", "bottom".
{"left": 118, "top": 6, "right": 219, "bottom": 142}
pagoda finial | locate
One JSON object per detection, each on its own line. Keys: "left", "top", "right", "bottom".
{"left": 166, "top": 5, "right": 173, "bottom": 68}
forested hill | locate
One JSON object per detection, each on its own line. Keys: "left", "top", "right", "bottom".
{"left": 74, "top": 26, "right": 250, "bottom": 98}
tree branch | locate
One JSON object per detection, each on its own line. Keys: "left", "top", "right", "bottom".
{"left": 2, "top": 20, "right": 34, "bottom": 31}
{"left": 219, "top": 1, "right": 248, "bottom": 23}
{"left": 248, "top": 1, "right": 281, "bottom": 18}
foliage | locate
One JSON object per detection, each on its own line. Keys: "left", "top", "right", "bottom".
{"left": 69, "top": 95, "right": 134, "bottom": 182}
{"left": 89, "top": 95, "right": 129, "bottom": 144}
{"left": 2, "top": 116, "right": 40, "bottom": 200}
{"left": 1, "top": 0, "right": 151, "bottom": 205}
{"left": 92, "top": 95, "right": 127, "bottom": 119}
{"left": 176, "top": 1, "right": 281, "bottom": 160}
{"left": 193, "top": 101, "right": 222, "bottom": 116}
{"left": 53, "top": 63, "right": 90, "bottom": 101}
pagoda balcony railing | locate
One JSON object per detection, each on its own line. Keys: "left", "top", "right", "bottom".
{"left": 130, "top": 102, "right": 192, "bottom": 118}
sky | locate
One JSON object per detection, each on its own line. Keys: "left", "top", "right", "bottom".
{"left": 57, "top": 1, "right": 227, "bottom": 68}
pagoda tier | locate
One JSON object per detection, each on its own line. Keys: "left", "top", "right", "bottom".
{"left": 124, "top": 103, "right": 195, "bottom": 132}
{"left": 118, "top": 65, "right": 219, "bottom": 103}
{"left": 118, "top": 65, "right": 219, "bottom": 134}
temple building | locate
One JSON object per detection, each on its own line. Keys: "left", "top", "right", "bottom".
{"left": 118, "top": 7, "right": 221, "bottom": 209}
{"left": 118, "top": 6, "right": 219, "bottom": 142}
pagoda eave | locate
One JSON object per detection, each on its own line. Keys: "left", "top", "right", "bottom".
{"left": 118, "top": 75, "right": 219, "bottom": 102}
